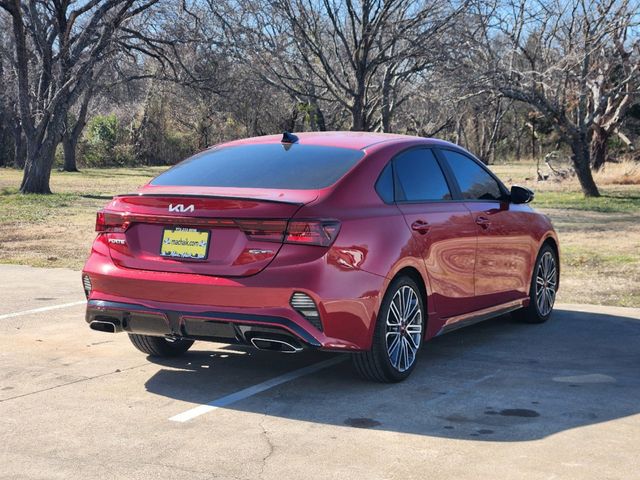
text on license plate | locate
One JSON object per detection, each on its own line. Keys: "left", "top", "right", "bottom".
{"left": 160, "top": 227, "right": 209, "bottom": 259}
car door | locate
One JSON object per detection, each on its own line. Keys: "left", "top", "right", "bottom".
{"left": 437, "top": 148, "right": 534, "bottom": 309}
{"left": 392, "top": 148, "right": 479, "bottom": 319}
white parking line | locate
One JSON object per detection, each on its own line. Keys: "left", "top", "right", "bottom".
{"left": 0, "top": 301, "right": 86, "bottom": 320}
{"left": 169, "top": 356, "right": 346, "bottom": 423}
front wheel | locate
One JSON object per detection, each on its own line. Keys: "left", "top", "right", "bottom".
{"left": 128, "top": 334, "right": 194, "bottom": 357}
{"left": 513, "top": 244, "right": 558, "bottom": 324}
{"left": 352, "top": 276, "right": 425, "bottom": 382}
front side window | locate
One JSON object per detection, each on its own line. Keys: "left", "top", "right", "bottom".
{"left": 440, "top": 150, "right": 503, "bottom": 201}
{"left": 393, "top": 148, "right": 451, "bottom": 202}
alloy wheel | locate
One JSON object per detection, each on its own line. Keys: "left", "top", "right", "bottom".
{"left": 385, "top": 285, "right": 423, "bottom": 372}
{"left": 535, "top": 251, "right": 557, "bottom": 316}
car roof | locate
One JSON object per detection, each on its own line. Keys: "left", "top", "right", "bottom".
{"left": 217, "top": 131, "right": 460, "bottom": 151}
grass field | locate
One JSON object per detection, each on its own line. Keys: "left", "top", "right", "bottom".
{"left": 491, "top": 162, "right": 640, "bottom": 307}
{"left": 0, "top": 167, "right": 166, "bottom": 271}
{"left": 1, "top": 163, "right": 639, "bottom": 307}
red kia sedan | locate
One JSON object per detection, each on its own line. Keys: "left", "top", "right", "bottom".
{"left": 82, "top": 132, "right": 559, "bottom": 382}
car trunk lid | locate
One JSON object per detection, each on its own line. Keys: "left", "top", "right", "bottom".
{"left": 99, "top": 189, "right": 315, "bottom": 277}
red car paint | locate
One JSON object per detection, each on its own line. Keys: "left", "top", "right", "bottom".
{"left": 83, "top": 132, "right": 558, "bottom": 351}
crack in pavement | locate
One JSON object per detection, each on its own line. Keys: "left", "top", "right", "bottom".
{"left": 258, "top": 416, "right": 275, "bottom": 478}
{"left": 257, "top": 387, "right": 283, "bottom": 478}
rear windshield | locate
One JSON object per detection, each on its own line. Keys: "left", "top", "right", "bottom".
{"left": 150, "top": 144, "right": 365, "bottom": 189}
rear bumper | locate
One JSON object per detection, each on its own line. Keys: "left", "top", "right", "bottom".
{"left": 86, "top": 299, "right": 321, "bottom": 348}
{"left": 83, "top": 240, "right": 387, "bottom": 350}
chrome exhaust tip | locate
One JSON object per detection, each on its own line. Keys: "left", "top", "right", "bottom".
{"left": 250, "top": 337, "right": 303, "bottom": 353}
{"left": 89, "top": 320, "right": 119, "bottom": 333}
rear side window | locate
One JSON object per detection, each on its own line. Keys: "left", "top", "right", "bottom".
{"left": 375, "top": 163, "right": 394, "bottom": 203}
{"left": 441, "top": 150, "right": 503, "bottom": 201}
{"left": 394, "top": 149, "right": 451, "bottom": 202}
{"left": 151, "top": 144, "right": 365, "bottom": 190}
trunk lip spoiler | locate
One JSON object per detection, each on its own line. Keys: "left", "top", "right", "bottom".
{"left": 113, "top": 192, "right": 311, "bottom": 206}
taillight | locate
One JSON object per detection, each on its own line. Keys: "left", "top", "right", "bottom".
{"left": 236, "top": 219, "right": 287, "bottom": 242}
{"left": 237, "top": 219, "right": 341, "bottom": 246}
{"left": 285, "top": 220, "right": 340, "bottom": 247}
{"left": 95, "top": 211, "right": 129, "bottom": 233}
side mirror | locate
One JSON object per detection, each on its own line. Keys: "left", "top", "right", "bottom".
{"left": 510, "top": 185, "right": 534, "bottom": 204}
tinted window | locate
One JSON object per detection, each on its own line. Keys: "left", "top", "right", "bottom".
{"left": 375, "top": 163, "right": 394, "bottom": 203}
{"left": 151, "top": 144, "right": 364, "bottom": 190}
{"left": 394, "top": 149, "right": 451, "bottom": 202}
{"left": 441, "top": 150, "right": 503, "bottom": 201}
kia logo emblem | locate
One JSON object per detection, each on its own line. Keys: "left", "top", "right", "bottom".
{"left": 168, "top": 203, "right": 195, "bottom": 213}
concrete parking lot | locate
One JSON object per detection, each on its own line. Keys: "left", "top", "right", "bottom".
{"left": 1, "top": 264, "right": 639, "bottom": 480}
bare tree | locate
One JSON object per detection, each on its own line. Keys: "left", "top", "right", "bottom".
{"left": 461, "top": 0, "right": 640, "bottom": 197}
{"left": 61, "top": 86, "right": 94, "bottom": 172}
{"left": 450, "top": 93, "right": 513, "bottom": 164}
{"left": 588, "top": 11, "right": 640, "bottom": 170}
{"left": 2, "top": 0, "right": 637, "bottom": 181}
{"left": 218, "top": 0, "right": 465, "bottom": 132}
{"left": 59, "top": 47, "right": 159, "bottom": 173}
{"left": 0, "top": 0, "right": 165, "bottom": 193}
{"left": 0, "top": 13, "right": 25, "bottom": 168}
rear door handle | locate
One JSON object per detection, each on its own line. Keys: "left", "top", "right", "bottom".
{"left": 411, "top": 220, "right": 430, "bottom": 234}
{"left": 475, "top": 216, "right": 491, "bottom": 229}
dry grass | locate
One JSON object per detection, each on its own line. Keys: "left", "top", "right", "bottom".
{"left": 490, "top": 162, "right": 640, "bottom": 307}
{"left": 492, "top": 158, "right": 640, "bottom": 188}
{"left": 0, "top": 163, "right": 639, "bottom": 307}
{"left": 537, "top": 209, "right": 640, "bottom": 308}
{"left": 594, "top": 160, "right": 640, "bottom": 185}
{"left": 0, "top": 167, "right": 166, "bottom": 269}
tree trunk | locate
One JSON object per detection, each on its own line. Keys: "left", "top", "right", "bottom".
{"left": 570, "top": 136, "right": 600, "bottom": 197}
{"left": 380, "top": 69, "right": 392, "bottom": 133}
{"left": 20, "top": 114, "right": 65, "bottom": 194}
{"left": 0, "top": 125, "right": 9, "bottom": 167}
{"left": 20, "top": 146, "right": 56, "bottom": 194}
{"left": 590, "top": 125, "right": 609, "bottom": 171}
{"left": 454, "top": 116, "right": 462, "bottom": 144}
{"left": 351, "top": 70, "right": 368, "bottom": 131}
{"left": 61, "top": 95, "right": 91, "bottom": 172}
{"left": 530, "top": 122, "right": 536, "bottom": 161}
{"left": 134, "top": 86, "right": 154, "bottom": 164}
{"left": 61, "top": 114, "right": 78, "bottom": 172}
{"left": 309, "top": 100, "right": 326, "bottom": 131}
{"left": 62, "top": 134, "right": 79, "bottom": 172}
{"left": 351, "top": 98, "right": 366, "bottom": 131}
{"left": 198, "top": 119, "right": 209, "bottom": 149}
{"left": 12, "top": 123, "right": 26, "bottom": 169}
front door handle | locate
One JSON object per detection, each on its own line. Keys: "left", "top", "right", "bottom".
{"left": 475, "top": 216, "right": 491, "bottom": 229}
{"left": 411, "top": 220, "right": 430, "bottom": 234}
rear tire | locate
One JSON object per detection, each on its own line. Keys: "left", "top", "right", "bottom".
{"left": 513, "top": 244, "right": 558, "bottom": 324}
{"left": 128, "top": 334, "right": 194, "bottom": 357}
{"left": 352, "top": 276, "right": 425, "bottom": 382}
